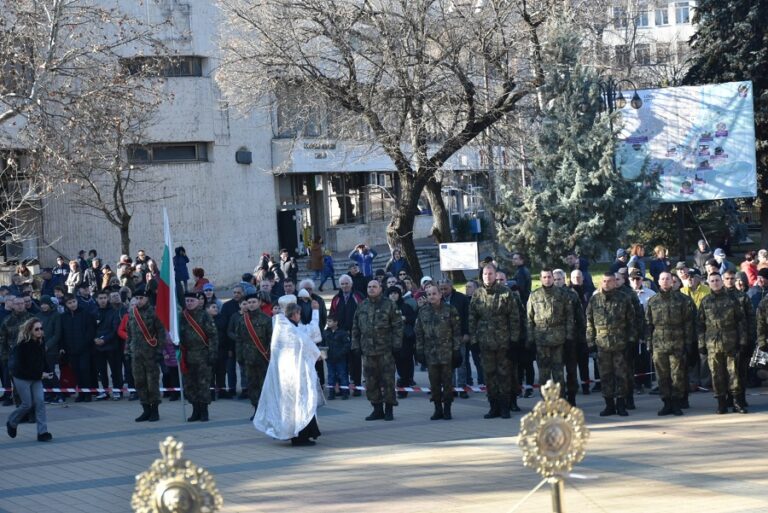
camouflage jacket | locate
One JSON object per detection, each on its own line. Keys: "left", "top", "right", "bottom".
{"left": 616, "top": 285, "right": 643, "bottom": 341}
{"left": 527, "top": 286, "right": 574, "bottom": 347}
{"left": 586, "top": 289, "right": 635, "bottom": 351}
{"left": 415, "top": 303, "right": 461, "bottom": 365}
{"left": 468, "top": 283, "right": 521, "bottom": 351}
{"left": 179, "top": 308, "right": 218, "bottom": 360}
{"left": 127, "top": 304, "right": 166, "bottom": 358}
{"left": 228, "top": 309, "right": 272, "bottom": 364}
{"left": 697, "top": 290, "right": 745, "bottom": 353}
{"left": 351, "top": 296, "right": 403, "bottom": 356}
{"left": 726, "top": 287, "right": 756, "bottom": 347}
{"left": 0, "top": 312, "right": 34, "bottom": 361}
{"left": 562, "top": 287, "right": 586, "bottom": 346}
{"left": 645, "top": 290, "right": 695, "bottom": 353}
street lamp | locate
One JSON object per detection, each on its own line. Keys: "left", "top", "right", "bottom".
{"left": 597, "top": 77, "right": 642, "bottom": 113}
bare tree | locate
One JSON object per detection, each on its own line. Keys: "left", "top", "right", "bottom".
{"left": 216, "top": 0, "right": 553, "bottom": 277}
{"left": 0, "top": 0, "right": 166, "bottom": 252}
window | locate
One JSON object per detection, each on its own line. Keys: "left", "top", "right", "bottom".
{"left": 612, "top": 7, "right": 628, "bottom": 28}
{"left": 655, "top": 6, "right": 669, "bottom": 25}
{"left": 275, "top": 85, "right": 324, "bottom": 138}
{"left": 615, "top": 45, "right": 630, "bottom": 68}
{"left": 656, "top": 43, "right": 672, "bottom": 63}
{"left": 676, "top": 41, "right": 690, "bottom": 63}
{"left": 675, "top": 2, "right": 690, "bottom": 23}
{"left": 636, "top": 10, "right": 650, "bottom": 27}
{"left": 127, "top": 143, "right": 209, "bottom": 164}
{"left": 367, "top": 173, "right": 395, "bottom": 222}
{"left": 328, "top": 174, "right": 366, "bottom": 225}
{"left": 635, "top": 44, "right": 651, "bottom": 66}
{"left": 121, "top": 56, "right": 204, "bottom": 77}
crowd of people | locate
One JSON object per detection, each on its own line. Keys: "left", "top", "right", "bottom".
{"left": 2, "top": 237, "right": 768, "bottom": 443}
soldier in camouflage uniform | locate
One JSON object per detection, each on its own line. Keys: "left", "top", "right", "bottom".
{"left": 415, "top": 285, "right": 462, "bottom": 420}
{"left": 228, "top": 292, "right": 272, "bottom": 420}
{"left": 553, "top": 269, "right": 586, "bottom": 406}
{"left": 723, "top": 269, "right": 756, "bottom": 408}
{"left": 0, "top": 297, "right": 34, "bottom": 406}
{"left": 586, "top": 273, "right": 635, "bottom": 417}
{"left": 614, "top": 268, "right": 643, "bottom": 410}
{"left": 697, "top": 272, "right": 747, "bottom": 414}
{"left": 527, "top": 269, "right": 574, "bottom": 396}
{"left": 645, "top": 272, "right": 695, "bottom": 416}
{"left": 127, "top": 289, "right": 166, "bottom": 422}
{"left": 179, "top": 292, "right": 218, "bottom": 422}
{"left": 469, "top": 264, "right": 521, "bottom": 419}
{"left": 351, "top": 280, "right": 403, "bottom": 421}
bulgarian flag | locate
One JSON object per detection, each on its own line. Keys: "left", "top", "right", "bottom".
{"left": 157, "top": 208, "right": 179, "bottom": 345}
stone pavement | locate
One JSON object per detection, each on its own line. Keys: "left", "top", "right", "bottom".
{"left": 2, "top": 379, "right": 768, "bottom": 513}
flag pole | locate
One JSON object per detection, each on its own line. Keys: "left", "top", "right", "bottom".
{"left": 161, "top": 208, "right": 186, "bottom": 422}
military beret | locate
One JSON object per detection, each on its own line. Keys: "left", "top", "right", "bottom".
{"left": 133, "top": 287, "right": 147, "bottom": 297}
{"left": 184, "top": 291, "right": 204, "bottom": 300}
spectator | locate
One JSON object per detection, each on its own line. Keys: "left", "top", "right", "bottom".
{"left": 347, "top": 263, "right": 368, "bottom": 297}
{"left": 100, "top": 265, "right": 115, "bottom": 292}
{"left": 76, "top": 251, "right": 88, "bottom": 276}
{"left": 173, "top": 246, "right": 190, "bottom": 296}
{"left": 511, "top": 252, "right": 532, "bottom": 305}
{"left": 349, "top": 243, "right": 378, "bottom": 279}
{"left": 713, "top": 248, "right": 736, "bottom": 275}
{"left": 735, "top": 271, "right": 750, "bottom": 293}
{"left": 206, "top": 301, "right": 230, "bottom": 401}
{"left": 6, "top": 318, "right": 54, "bottom": 442}
{"left": 387, "top": 286, "right": 417, "bottom": 399}
{"left": 15, "top": 263, "right": 34, "bottom": 288}
{"left": 323, "top": 315, "right": 350, "bottom": 400}
{"left": 309, "top": 236, "right": 324, "bottom": 282}
{"left": 36, "top": 296, "right": 62, "bottom": 403}
{"left": 134, "top": 249, "right": 151, "bottom": 284}
{"left": 192, "top": 268, "right": 210, "bottom": 292}
{"left": 748, "top": 268, "right": 768, "bottom": 310}
{"left": 60, "top": 293, "right": 96, "bottom": 402}
{"left": 202, "top": 283, "right": 222, "bottom": 310}
{"left": 37, "top": 268, "right": 55, "bottom": 297}
{"left": 740, "top": 250, "right": 758, "bottom": 287}
{"left": 649, "top": 245, "right": 671, "bottom": 286}
{"left": 65, "top": 260, "right": 82, "bottom": 294}
{"left": 319, "top": 250, "right": 336, "bottom": 292}
{"left": 52, "top": 256, "right": 70, "bottom": 289}
{"left": 93, "top": 291, "right": 120, "bottom": 400}
{"left": 83, "top": 258, "right": 103, "bottom": 295}
{"left": 693, "top": 240, "right": 712, "bottom": 273}
{"left": 76, "top": 282, "right": 98, "bottom": 315}
{"left": 329, "top": 275, "right": 364, "bottom": 396}
{"left": 757, "top": 249, "right": 768, "bottom": 271}
{"left": 627, "top": 244, "right": 646, "bottom": 276}
{"left": 384, "top": 249, "right": 411, "bottom": 277}
{"left": 610, "top": 248, "right": 629, "bottom": 274}
{"left": 279, "top": 248, "right": 299, "bottom": 284}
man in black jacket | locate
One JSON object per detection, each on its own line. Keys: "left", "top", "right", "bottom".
{"left": 60, "top": 294, "right": 96, "bottom": 402}
{"left": 219, "top": 286, "right": 245, "bottom": 398}
{"left": 83, "top": 258, "right": 103, "bottom": 295}
{"left": 36, "top": 296, "right": 62, "bottom": 402}
{"left": 93, "top": 291, "right": 121, "bottom": 400}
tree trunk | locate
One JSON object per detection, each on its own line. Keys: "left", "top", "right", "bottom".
{"left": 387, "top": 173, "right": 424, "bottom": 281}
{"left": 120, "top": 221, "right": 131, "bottom": 257}
{"left": 424, "top": 178, "right": 466, "bottom": 282}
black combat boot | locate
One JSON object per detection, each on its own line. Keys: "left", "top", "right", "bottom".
{"left": 250, "top": 405, "right": 257, "bottom": 421}
{"left": 715, "top": 396, "right": 727, "bottom": 414}
{"left": 510, "top": 395, "right": 521, "bottom": 412}
{"left": 365, "top": 403, "right": 385, "bottom": 421}
{"left": 384, "top": 403, "right": 394, "bottom": 421}
{"left": 430, "top": 402, "right": 444, "bottom": 420}
{"left": 680, "top": 392, "right": 690, "bottom": 409}
{"left": 625, "top": 393, "right": 636, "bottom": 410}
{"left": 616, "top": 398, "right": 629, "bottom": 416}
{"left": 733, "top": 395, "right": 748, "bottom": 414}
{"left": 200, "top": 403, "right": 209, "bottom": 422}
{"left": 135, "top": 403, "right": 151, "bottom": 422}
{"left": 670, "top": 398, "right": 683, "bottom": 416}
{"left": 148, "top": 403, "right": 160, "bottom": 422}
{"left": 725, "top": 393, "right": 734, "bottom": 409}
{"left": 328, "top": 389, "right": 336, "bottom": 400}
{"left": 484, "top": 400, "right": 500, "bottom": 419}
{"left": 499, "top": 398, "right": 511, "bottom": 419}
{"left": 187, "top": 403, "right": 201, "bottom": 422}
{"left": 567, "top": 392, "right": 577, "bottom": 407}
{"left": 657, "top": 399, "right": 673, "bottom": 416}
{"left": 739, "top": 391, "right": 749, "bottom": 407}
{"left": 581, "top": 383, "right": 591, "bottom": 395}
{"left": 442, "top": 402, "right": 452, "bottom": 420}
{"left": 599, "top": 397, "right": 616, "bottom": 416}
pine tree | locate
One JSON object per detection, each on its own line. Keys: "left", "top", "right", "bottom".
{"left": 685, "top": 0, "right": 768, "bottom": 243}
{"left": 495, "top": 18, "right": 657, "bottom": 267}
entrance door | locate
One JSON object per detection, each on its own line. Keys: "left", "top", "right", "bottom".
{"left": 277, "top": 210, "right": 300, "bottom": 258}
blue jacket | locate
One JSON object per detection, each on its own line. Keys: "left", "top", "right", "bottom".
{"left": 349, "top": 249, "right": 377, "bottom": 277}
{"left": 323, "top": 255, "right": 335, "bottom": 276}
{"left": 174, "top": 248, "right": 190, "bottom": 282}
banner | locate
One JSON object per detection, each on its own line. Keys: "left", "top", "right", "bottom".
{"left": 439, "top": 242, "right": 479, "bottom": 271}
{"left": 617, "top": 81, "right": 757, "bottom": 203}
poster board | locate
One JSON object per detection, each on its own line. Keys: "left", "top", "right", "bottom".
{"left": 617, "top": 81, "right": 757, "bottom": 202}
{"left": 439, "top": 242, "right": 479, "bottom": 271}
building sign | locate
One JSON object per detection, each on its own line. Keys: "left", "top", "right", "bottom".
{"left": 617, "top": 81, "right": 757, "bottom": 203}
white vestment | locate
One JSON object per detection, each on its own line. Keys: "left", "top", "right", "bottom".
{"left": 253, "top": 311, "right": 324, "bottom": 440}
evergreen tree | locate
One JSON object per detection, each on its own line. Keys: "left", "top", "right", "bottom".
{"left": 495, "top": 19, "right": 657, "bottom": 267}
{"left": 685, "top": 0, "right": 768, "bottom": 243}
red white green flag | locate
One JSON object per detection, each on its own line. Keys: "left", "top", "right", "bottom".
{"left": 157, "top": 208, "right": 179, "bottom": 344}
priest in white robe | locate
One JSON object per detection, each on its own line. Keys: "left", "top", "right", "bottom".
{"left": 254, "top": 296, "right": 324, "bottom": 446}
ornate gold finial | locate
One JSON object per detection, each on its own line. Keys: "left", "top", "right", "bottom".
{"left": 518, "top": 380, "right": 589, "bottom": 479}
{"left": 132, "top": 436, "right": 223, "bottom": 513}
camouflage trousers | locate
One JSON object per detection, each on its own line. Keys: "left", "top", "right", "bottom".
{"left": 653, "top": 351, "right": 686, "bottom": 399}
{"left": 537, "top": 345, "right": 565, "bottom": 391}
{"left": 244, "top": 357, "right": 268, "bottom": 407}
{"left": 597, "top": 349, "right": 627, "bottom": 399}
{"left": 428, "top": 363, "right": 453, "bottom": 403}
{"left": 707, "top": 351, "right": 741, "bottom": 397}
{"left": 132, "top": 354, "right": 161, "bottom": 404}
{"left": 363, "top": 353, "right": 396, "bottom": 405}
{"left": 480, "top": 347, "right": 511, "bottom": 401}
{"left": 183, "top": 355, "right": 212, "bottom": 405}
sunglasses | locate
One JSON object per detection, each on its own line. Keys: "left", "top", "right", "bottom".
{"left": 33, "top": 327, "right": 43, "bottom": 331}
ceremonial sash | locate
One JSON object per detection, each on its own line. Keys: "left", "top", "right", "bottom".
{"left": 244, "top": 313, "right": 270, "bottom": 361}
{"left": 180, "top": 309, "right": 209, "bottom": 375}
{"left": 132, "top": 306, "right": 157, "bottom": 347}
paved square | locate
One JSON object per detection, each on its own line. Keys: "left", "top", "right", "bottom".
{"left": 2, "top": 377, "right": 768, "bottom": 513}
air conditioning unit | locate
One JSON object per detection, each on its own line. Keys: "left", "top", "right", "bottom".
{"left": 236, "top": 150, "right": 252, "bottom": 165}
